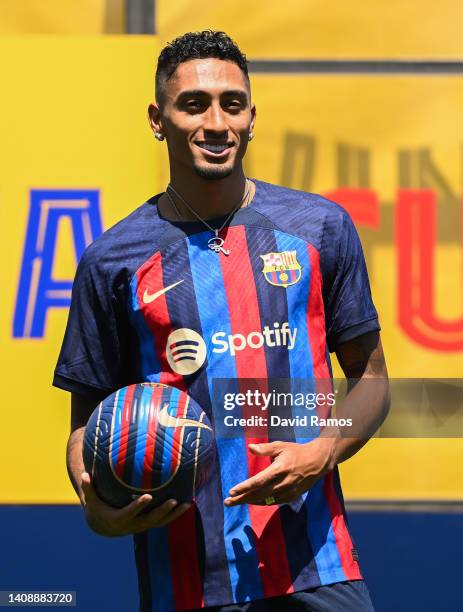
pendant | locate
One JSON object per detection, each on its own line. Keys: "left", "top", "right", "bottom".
{"left": 208, "top": 235, "right": 230, "bottom": 256}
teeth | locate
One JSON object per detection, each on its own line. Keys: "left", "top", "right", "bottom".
{"left": 199, "top": 143, "right": 229, "bottom": 153}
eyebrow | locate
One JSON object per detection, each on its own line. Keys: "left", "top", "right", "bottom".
{"left": 176, "top": 89, "right": 249, "bottom": 101}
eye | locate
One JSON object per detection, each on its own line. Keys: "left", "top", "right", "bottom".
{"left": 185, "top": 99, "right": 205, "bottom": 112}
{"left": 224, "top": 100, "right": 244, "bottom": 112}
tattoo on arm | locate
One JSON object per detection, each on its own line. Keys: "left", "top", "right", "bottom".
{"left": 67, "top": 428, "right": 84, "bottom": 453}
{"left": 66, "top": 427, "right": 86, "bottom": 503}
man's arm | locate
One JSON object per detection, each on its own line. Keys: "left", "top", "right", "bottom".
{"left": 319, "top": 330, "right": 390, "bottom": 465}
{"left": 224, "top": 331, "right": 390, "bottom": 506}
{"left": 68, "top": 392, "right": 192, "bottom": 536}
{"left": 67, "top": 393, "right": 99, "bottom": 505}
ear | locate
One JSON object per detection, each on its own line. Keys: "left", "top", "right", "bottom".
{"left": 148, "top": 102, "right": 163, "bottom": 136}
{"left": 250, "top": 103, "right": 256, "bottom": 134}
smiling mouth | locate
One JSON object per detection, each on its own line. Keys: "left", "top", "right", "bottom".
{"left": 195, "top": 142, "right": 234, "bottom": 154}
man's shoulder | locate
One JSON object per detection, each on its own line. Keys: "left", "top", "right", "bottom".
{"left": 86, "top": 196, "right": 160, "bottom": 253}
{"left": 76, "top": 195, "right": 164, "bottom": 280}
{"left": 253, "top": 179, "right": 350, "bottom": 244}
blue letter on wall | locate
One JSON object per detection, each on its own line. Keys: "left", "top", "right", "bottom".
{"left": 14, "top": 190, "right": 103, "bottom": 338}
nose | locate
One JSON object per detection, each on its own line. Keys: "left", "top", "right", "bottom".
{"left": 203, "top": 102, "right": 228, "bottom": 135}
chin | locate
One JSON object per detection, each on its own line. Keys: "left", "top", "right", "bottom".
{"left": 193, "top": 164, "right": 234, "bottom": 181}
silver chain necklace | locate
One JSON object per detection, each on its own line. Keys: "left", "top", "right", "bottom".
{"left": 165, "top": 179, "right": 251, "bottom": 256}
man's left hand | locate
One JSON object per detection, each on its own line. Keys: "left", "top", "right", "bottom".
{"left": 223, "top": 438, "right": 336, "bottom": 506}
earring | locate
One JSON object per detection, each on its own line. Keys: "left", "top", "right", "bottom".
{"left": 248, "top": 132, "right": 254, "bottom": 141}
{"left": 155, "top": 132, "right": 165, "bottom": 141}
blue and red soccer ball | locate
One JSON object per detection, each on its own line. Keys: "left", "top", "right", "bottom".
{"left": 83, "top": 383, "right": 215, "bottom": 508}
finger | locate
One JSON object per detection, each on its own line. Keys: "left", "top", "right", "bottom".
{"left": 273, "top": 474, "right": 319, "bottom": 497}
{"left": 225, "top": 477, "right": 284, "bottom": 505}
{"left": 225, "top": 476, "right": 302, "bottom": 506}
{"left": 228, "top": 473, "right": 320, "bottom": 506}
{"left": 226, "top": 472, "right": 283, "bottom": 502}
{"left": 142, "top": 502, "right": 191, "bottom": 530}
{"left": 139, "top": 498, "right": 179, "bottom": 522}
{"left": 117, "top": 493, "right": 157, "bottom": 520}
{"left": 254, "top": 481, "right": 314, "bottom": 505}
{"left": 226, "top": 491, "right": 283, "bottom": 506}
{"left": 248, "top": 442, "right": 283, "bottom": 457}
{"left": 81, "top": 471, "right": 92, "bottom": 488}
{"left": 269, "top": 496, "right": 298, "bottom": 505}
{"left": 158, "top": 503, "right": 192, "bottom": 527}
{"left": 246, "top": 492, "right": 298, "bottom": 506}
{"left": 228, "top": 465, "right": 281, "bottom": 497}
{"left": 80, "top": 472, "right": 98, "bottom": 502}
{"left": 224, "top": 488, "right": 277, "bottom": 506}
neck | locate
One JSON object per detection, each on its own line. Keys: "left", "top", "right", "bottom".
{"left": 168, "top": 165, "right": 249, "bottom": 220}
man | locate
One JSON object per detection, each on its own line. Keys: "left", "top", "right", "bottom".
{"left": 54, "top": 30, "right": 389, "bottom": 612}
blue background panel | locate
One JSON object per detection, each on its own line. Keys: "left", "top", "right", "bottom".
{"left": 1, "top": 505, "right": 461, "bottom": 611}
{"left": 0, "top": 506, "right": 137, "bottom": 610}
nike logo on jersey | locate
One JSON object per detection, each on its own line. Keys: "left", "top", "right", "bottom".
{"left": 157, "top": 403, "right": 212, "bottom": 431}
{"left": 143, "top": 280, "right": 184, "bottom": 304}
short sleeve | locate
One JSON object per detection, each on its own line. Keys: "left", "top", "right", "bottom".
{"left": 52, "top": 248, "right": 127, "bottom": 399}
{"left": 324, "top": 210, "right": 380, "bottom": 352}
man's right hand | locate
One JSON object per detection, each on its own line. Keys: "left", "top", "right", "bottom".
{"left": 80, "top": 472, "right": 191, "bottom": 537}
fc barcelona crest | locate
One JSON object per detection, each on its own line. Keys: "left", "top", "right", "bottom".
{"left": 260, "top": 250, "right": 302, "bottom": 288}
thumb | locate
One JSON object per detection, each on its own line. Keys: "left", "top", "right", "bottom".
{"left": 80, "top": 472, "right": 97, "bottom": 502}
{"left": 248, "top": 442, "right": 282, "bottom": 456}
{"left": 81, "top": 471, "right": 93, "bottom": 489}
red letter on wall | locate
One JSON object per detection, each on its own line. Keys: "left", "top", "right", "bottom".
{"left": 323, "top": 188, "right": 380, "bottom": 229}
{"left": 396, "top": 189, "right": 463, "bottom": 351}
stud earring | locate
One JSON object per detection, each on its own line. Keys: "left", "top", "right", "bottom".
{"left": 248, "top": 132, "right": 254, "bottom": 141}
{"left": 155, "top": 132, "right": 165, "bottom": 141}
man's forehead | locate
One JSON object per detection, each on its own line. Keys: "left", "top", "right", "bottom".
{"left": 167, "top": 58, "right": 249, "bottom": 97}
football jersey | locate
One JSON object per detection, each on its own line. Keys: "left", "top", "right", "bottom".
{"left": 53, "top": 179, "right": 380, "bottom": 612}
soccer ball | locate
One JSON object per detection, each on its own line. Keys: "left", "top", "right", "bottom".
{"left": 83, "top": 382, "right": 215, "bottom": 508}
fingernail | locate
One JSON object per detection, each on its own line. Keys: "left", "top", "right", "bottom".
{"left": 229, "top": 489, "right": 236, "bottom": 496}
{"left": 169, "top": 499, "right": 178, "bottom": 508}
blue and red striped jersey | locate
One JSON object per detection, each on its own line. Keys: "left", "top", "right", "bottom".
{"left": 54, "top": 179, "right": 380, "bottom": 612}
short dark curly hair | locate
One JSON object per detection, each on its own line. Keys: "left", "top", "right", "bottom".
{"left": 155, "top": 30, "right": 249, "bottom": 106}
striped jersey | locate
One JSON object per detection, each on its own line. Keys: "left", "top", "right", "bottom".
{"left": 53, "top": 179, "right": 380, "bottom": 612}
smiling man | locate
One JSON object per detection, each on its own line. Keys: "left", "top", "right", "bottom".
{"left": 54, "top": 31, "right": 389, "bottom": 612}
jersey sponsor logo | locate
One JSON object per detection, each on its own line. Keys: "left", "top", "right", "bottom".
{"left": 166, "top": 328, "right": 207, "bottom": 375}
{"left": 261, "top": 250, "right": 302, "bottom": 288}
{"left": 143, "top": 280, "right": 184, "bottom": 304}
{"left": 212, "top": 322, "right": 297, "bottom": 356}
{"left": 165, "top": 323, "right": 297, "bottom": 374}
{"left": 157, "top": 403, "right": 212, "bottom": 431}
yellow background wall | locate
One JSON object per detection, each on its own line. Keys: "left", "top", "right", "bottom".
{"left": 3, "top": 0, "right": 463, "bottom": 58}
{"left": 158, "top": 0, "right": 463, "bottom": 59}
{"left": 0, "top": 37, "right": 160, "bottom": 502}
{"left": 0, "top": 3, "right": 462, "bottom": 503}
{"left": 0, "top": 1, "right": 125, "bottom": 34}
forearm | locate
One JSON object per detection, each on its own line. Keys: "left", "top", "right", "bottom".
{"left": 66, "top": 427, "right": 86, "bottom": 505}
{"left": 319, "top": 375, "right": 390, "bottom": 469}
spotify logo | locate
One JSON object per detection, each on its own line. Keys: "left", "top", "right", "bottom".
{"left": 166, "top": 328, "right": 207, "bottom": 375}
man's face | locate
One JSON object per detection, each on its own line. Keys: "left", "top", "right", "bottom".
{"left": 151, "top": 58, "right": 255, "bottom": 180}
